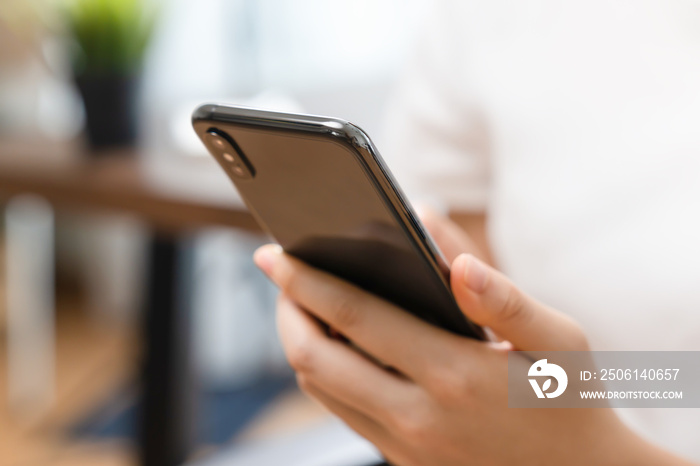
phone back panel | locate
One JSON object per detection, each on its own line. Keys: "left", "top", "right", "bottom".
{"left": 193, "top": 105, "right": 484, "bottom": 339}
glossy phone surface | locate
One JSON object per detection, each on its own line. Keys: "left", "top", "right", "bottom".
{"left": 192, "top": 104, "right": 484, "bottom": 339}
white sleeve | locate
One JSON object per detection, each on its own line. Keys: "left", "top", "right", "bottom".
{"left": 381, "top": 1, "right": 490, "bottom": 212}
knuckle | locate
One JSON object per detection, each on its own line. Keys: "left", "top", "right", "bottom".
{"left": 496, "top": 286, "right": 531, "bottom": 326}
{"left": 279, "top": 267, "right": 301, "bottom": 296}
{"left": 274, "top": 260, "right": 304, "bottom": 298}
{"left": 287, "top": 337, "right": 317, "bottom": 373}
{"left": 425, "top": 366, "right": 473, "bottom": 406}
{"left": 392, "top": 412, "right": 424, "bottom": 441}
{"left": 332, "top": 296, "right": 363, "bottom": 328}
{"left": 390, "top": 405, "right": 434, "bottom": 443}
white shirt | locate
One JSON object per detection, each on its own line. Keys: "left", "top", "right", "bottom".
{"left": 383, "top": 0, "right": 700, "bottom": 459}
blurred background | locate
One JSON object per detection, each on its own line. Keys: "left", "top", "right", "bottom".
{"left": 0, "top": 0, "right": 427, "bottom": 465}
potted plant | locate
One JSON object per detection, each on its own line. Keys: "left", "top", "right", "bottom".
{"left": 66, "top": 0, "right": 156, "bottom": 150}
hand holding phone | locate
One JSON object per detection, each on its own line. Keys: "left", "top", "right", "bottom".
{"left": 193, "top": 104, "right": 484, "bottom": 339}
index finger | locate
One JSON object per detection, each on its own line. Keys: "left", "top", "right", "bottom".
{"left": 254, "top": 244, "right": 472, "bottom": 384}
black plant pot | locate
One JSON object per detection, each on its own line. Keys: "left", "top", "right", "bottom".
{"left": 75, "top": 74, "right": 140, "bottom": 152}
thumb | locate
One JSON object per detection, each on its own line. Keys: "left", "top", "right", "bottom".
{"left": 451, "top": 254, "right": 589, "bottom": 351}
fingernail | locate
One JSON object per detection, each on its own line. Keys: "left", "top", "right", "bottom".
{"left": 463, "top": 255, "right": 488, "bottom": 293}
{"left": 254, "top": 244, "right": 282, "bottom": 276}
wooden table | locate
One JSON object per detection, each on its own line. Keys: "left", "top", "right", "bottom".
{"left": 0, "top": 140, "right": 258, "bottom": 231}
{"left": 0, "top": 139, "right": 259, "bottom": 466}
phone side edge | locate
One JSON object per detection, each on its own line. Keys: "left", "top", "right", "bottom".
{"left": 336, "top": 122, "right": 486, "bottom": 340}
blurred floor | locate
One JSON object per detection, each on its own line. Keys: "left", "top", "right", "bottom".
{"left": 0, "top": 233, "right": 331, "bottom": 466}
{"left": 0, "top": 235, "right": 139, "bottom": 466}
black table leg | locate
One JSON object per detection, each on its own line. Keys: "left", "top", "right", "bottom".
{"left": 138, "top": 233, "right": 196, "bottom": 466}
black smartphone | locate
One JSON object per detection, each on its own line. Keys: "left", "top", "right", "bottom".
{"left": 192, "top": 104, "right": 484, "bottom": 340}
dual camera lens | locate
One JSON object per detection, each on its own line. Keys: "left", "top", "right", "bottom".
{"left": 206, "top": 130, "right": 255, "bottom": 180}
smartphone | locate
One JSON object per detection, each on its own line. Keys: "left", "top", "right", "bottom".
{"left": 192, "top": 104, "right": 484, "bottom": 340}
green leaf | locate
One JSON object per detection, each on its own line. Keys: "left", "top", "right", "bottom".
{"left": 64, "top": 0, "right": 159, "bottom": 76}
